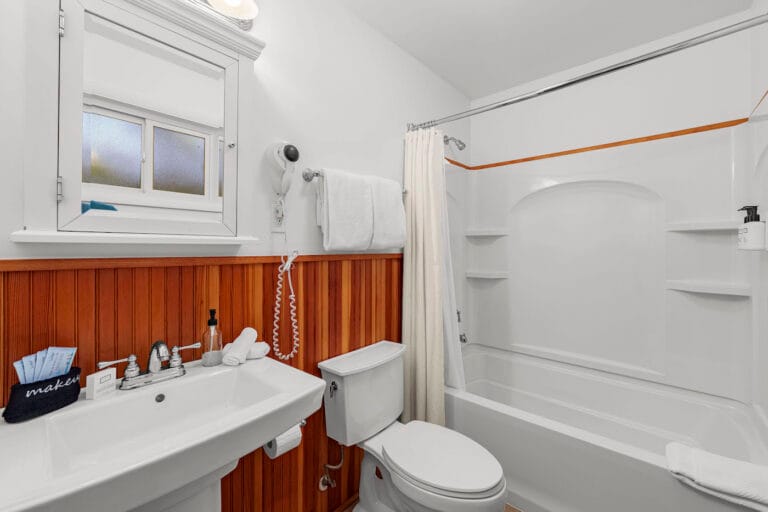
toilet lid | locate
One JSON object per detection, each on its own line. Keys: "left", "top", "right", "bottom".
{"left": 381, "top": 421, "right": 504, "bottom": 497}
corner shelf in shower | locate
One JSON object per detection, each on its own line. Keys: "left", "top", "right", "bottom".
{"left": 665, "top": 220, "right": 740, "bottom": 232}
{"left": 466, "top": 270, "right": 509, "bottom": 279}
{"left": 666, "top": 279, "right": 751, "bottom": 297}
{"left": 465, "top": 228, "right": 508, "bottom": 237}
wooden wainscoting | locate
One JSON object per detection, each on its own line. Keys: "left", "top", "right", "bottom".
{"left": 0, "top": 253, "right": 403, "bottom": 512}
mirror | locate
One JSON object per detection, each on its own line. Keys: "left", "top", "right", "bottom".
{"left": 58, "top": 0, "right": 238, "bottom": 236}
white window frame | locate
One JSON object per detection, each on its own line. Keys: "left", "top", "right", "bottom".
{"left": 81, "top": 99, "right": 224, "bottom": 213}
{"left": 58, "top": 0, "right": 239, "bottom": 237}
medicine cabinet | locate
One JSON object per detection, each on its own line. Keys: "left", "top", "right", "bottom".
{"left": 14, "top": 0, "right": 264, "bottom": 243}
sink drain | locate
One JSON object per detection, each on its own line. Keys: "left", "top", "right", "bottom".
{"left": 155, "top": 393, "right": 165, "bottom": 403}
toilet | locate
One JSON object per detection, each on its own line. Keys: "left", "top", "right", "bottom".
{"left": 318, "top": 341, "right": 507, "bottom": 512}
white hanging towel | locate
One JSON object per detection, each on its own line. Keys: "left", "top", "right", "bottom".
{"left": 319, "top": 169, "right": 374, "bottom": 251}
{"left": 666, "top": 442, "right": 768, "bottom": 512}
{"left": 367, "top": 175, "right": 406, "bottom": 250}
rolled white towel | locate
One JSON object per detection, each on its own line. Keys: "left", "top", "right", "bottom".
{"left": 248, "top": 342, "right": 271, "bottom": 359}
{"left": 666, "top": 442, "right": 768, "bottom": 512}
{"left": 223, "top": 341, "right": 270, "bottom": 360}
{"left": 222, "top": 327, "right": 258, "bottom": 366}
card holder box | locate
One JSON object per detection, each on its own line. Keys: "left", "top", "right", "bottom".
{"left": 2, "top": 367, "right": 81, "bottom": 423}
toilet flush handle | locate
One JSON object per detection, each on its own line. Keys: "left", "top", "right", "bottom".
{"left": 329, "top": 381, "right": 338, "bottom": 398}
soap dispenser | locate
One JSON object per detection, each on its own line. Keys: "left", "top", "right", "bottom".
{"left": 737, "top": 206, "right": 765, "bottom": 250}
{"left": 202, "top": 309, "right": 223, "bottom": 367}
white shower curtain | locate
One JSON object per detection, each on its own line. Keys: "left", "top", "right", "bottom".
{"left": 402, "top": 127, "right": 465, "bottom": 425}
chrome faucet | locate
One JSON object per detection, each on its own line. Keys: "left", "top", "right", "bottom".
{"left": 148, "top": 341, "right": 171, "bottom": 374}
{"left": 98, "top": 340, "right": 201, "bottom": 390}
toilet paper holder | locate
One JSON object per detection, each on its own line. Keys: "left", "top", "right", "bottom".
{"left": 263, "top": 419, "right": 306, "bottom": 459}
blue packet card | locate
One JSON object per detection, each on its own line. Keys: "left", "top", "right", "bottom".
{"left": 38, "top": 347, "right": 77, "bottom": 381}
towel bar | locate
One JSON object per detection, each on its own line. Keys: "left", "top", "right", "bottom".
{"left": 302, "top": 169, "right": 322, "bottom": 183}
{"left": 302, "top": 168, "right": 407, "bottom": 195}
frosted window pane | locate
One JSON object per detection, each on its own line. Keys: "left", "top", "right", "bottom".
{"left": 153, "top": 127, "right": 205, "bottom": 195}
{"left": 82, "top": 112, "right": 142, "bottom": 188}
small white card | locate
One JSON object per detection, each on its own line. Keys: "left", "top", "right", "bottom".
{"left": 86, "top": 368, "right": 117, "bottom": 400}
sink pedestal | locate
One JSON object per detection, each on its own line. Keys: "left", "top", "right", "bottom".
{"left": 131, "top": 461, "right": 237, "bottom": 512}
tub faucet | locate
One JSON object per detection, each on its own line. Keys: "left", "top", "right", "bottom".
{"left": 148, "top": 341, "right": 171, "bottom": 374}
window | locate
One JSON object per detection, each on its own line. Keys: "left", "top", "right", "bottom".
{"left": 153, "top": 127, "right": 206, "bottom": 196}
{"left": 82, "top": 111, "right": 142, "bottom": 189}
{"left": 57, "top": 0, "right": 240, "bottom": 236}
{"left": 80, "top": 100, "right": 223, "bottom": 214}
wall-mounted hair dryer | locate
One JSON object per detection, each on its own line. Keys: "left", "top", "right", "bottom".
{"left": 269, "top": 143, "right": 300, "bottom": 196}
{"left": 267, "top": 142, "right": 300, "bottom": 232}
{"left": 265, "top": 143, "right": 303, "bottom": 361}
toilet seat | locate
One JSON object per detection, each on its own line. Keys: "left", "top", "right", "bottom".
{"left": 380, "top": 421, "right": 505, "bottom": 500}
{"left": 387, "top": 466, "right": 507, "bottom": 512}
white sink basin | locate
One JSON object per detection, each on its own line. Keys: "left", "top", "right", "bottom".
{"left": 0, "top": 358, "right": 325, "bottom": 512}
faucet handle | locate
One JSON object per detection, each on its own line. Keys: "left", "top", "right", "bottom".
{"left": 98, "top": 354, "right": 141, "bottom": 378}
{"left": 169, "top": 342, "right": 202, "bottom": 368}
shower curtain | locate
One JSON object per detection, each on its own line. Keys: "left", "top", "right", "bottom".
{"left": 402, "top": 127, "right": 465, "bottom": 425}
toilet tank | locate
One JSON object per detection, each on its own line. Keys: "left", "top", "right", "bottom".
{"left": 318, "top": 341, "right": 405, "bottom": 446}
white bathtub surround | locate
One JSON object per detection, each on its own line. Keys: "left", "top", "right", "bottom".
{"left": 319, "top": 169, "right": 375, "bottom": 251}
{"left": 667, "top": 442, "right": 768, "bottom": 511}
{"left": 403, "top": 128, "right": 446, "bottom": 424}
{"left": 447, "top": 345, "right": 768, "bottom": 512}
{"left": 368, "top": 175, "right": 407, "bottom": 250}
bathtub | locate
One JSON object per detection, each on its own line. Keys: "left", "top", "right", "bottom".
{"left": 445, "top": 344, "right": 768, "bottom": 512}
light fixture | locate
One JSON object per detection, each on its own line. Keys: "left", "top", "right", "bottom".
{"left": 206, "top": 0, "right": 259, "bottom": 21}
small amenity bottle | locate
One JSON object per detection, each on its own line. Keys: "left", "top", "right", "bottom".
{"left": 737, "top": 205, "right": 765, "bottom": 250}
{"left": 202, "top": 309, "right": 223, "bottom": 367}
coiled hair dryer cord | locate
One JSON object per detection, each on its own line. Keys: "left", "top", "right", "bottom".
{"left": 272, "top": 251, "right": 300, "bottom": 360}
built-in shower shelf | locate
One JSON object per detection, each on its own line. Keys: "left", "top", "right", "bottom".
{"left": 666, "top": 279, "right": 751, "bottom": 297}
{"left": 465, "top": 228, "right": 508, "bottom": 237}
{"left": 665, "top": 220, "right": 740, "bottom": 232}
{"left": 466, "top": 270, "right": 509, "bottom": 279}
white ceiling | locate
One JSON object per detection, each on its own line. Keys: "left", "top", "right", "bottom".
{"left": 338, "top": 0, "right": 753, "bottom": 99}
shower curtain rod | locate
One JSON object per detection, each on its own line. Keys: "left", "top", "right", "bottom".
{"left": 408, "top": 12, "right": 768, "bottom": 131}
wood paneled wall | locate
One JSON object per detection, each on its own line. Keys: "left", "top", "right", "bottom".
{"left": 0, "top": 254, "right": 403, "bottom": 512}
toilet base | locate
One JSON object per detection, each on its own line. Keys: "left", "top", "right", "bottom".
{"left": 353, "top": 452, "right": 404, "bottom": 512}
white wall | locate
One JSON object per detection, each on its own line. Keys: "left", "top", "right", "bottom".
{"left": 457, "top": 14, "right": 768, "bottom": 412}
{"left": 467, "top": 12, "right": 760, "bottom": 169}
{"left": 0, "top": 0, "right": 468, "bottom": 259}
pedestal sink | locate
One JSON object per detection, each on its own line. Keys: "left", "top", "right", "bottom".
{"left": 0, "top": 358, "right": 325, "bottom": 512}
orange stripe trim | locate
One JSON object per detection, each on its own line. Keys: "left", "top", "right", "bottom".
{"left": 751, "top": 88, "right": 768, "bottom": 116}
{"left": 444, "top": 118, "right": 748, "bottom": 171}
{"left": 445, "top": 157, "right": 473, "bottom": 170}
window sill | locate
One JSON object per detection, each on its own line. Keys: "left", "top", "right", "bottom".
{"left": 10, "top": 230, "right": 258, "bottom": 245}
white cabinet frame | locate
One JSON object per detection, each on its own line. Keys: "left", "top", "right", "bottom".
{"left": 15, "top": 0, "right": 264, "bottom": 244}
{"left": 59, "top": 0, "right": 239, "bottom": 236}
